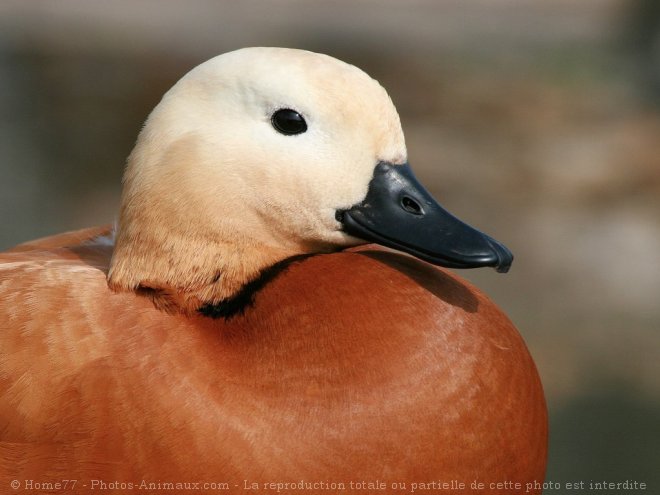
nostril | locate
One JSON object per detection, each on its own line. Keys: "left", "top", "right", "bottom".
{"left": 401, "top": 196, "right": 424, "bottom": 216}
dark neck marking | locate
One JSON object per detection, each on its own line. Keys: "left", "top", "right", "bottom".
{"left": 198, "top": 253, "right": 317, "bottom": 320}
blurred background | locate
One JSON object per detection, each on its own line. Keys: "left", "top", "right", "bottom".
{"left": 1, "top": 0, "right": 658, "bottom": 491}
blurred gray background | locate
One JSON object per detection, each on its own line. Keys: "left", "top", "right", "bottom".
{"left": 1, "top": 0, "right": 658, "bottom": 491}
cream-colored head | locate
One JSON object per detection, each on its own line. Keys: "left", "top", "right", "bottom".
{"left": 108, "top": 47, "right": 406, "bottom": 313}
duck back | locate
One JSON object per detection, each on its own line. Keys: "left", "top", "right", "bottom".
{"left": 0, "top": 227, "right": 546, "bottom": 494}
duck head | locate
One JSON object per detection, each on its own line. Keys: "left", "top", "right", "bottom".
{"left": 108, "top": 47, "right": 512, "bottom": 314}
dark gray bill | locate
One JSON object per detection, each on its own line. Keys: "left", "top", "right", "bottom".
{"left": 336, "top": 162, "right": 513, "bottom": 273}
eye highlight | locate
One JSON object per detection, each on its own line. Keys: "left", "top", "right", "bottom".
{"left": 271, "top": 109, "right": 307, "bottom": 135}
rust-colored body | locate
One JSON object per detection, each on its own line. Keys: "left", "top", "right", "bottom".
{"left": 0, "top": 227, "right": 547, "bottom": 494}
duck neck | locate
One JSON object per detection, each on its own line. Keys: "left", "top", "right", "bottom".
{"left": 108, "top": 222, "right": 305, "bottom": 316}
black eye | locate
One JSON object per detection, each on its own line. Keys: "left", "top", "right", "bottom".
{"left": 271, "top": 108, "right": 307, "bottom": 135}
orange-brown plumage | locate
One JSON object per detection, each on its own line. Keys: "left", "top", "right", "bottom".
{"left": 1, "top": 47, "right": 546, "bottom": 494}
{"left": 0, "top": 227, "right": 546, "bottom": 493}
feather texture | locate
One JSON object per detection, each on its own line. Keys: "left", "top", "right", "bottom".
{"left": 0, "top": 227, "right": 546, "bottom": 493}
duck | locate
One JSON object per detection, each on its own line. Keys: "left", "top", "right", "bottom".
{"left": 0, "top": 48, "right": 547, "bottom": 494}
